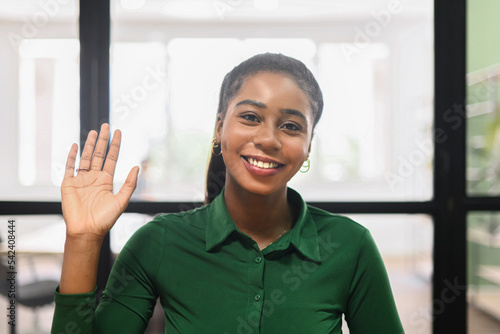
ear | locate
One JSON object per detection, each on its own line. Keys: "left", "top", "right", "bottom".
{"left": 215, "top": 114, "right": 224, "bottom": 141}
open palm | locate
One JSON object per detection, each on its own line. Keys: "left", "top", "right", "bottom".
{"left": 61, "top": 123, "right": 139, "bottom": 240}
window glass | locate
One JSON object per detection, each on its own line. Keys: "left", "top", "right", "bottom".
{"left": 466, "top": 0, "right": 500, "bottom": 196}
{"left": 466, "top": 2, "right": 500, "bottom": 329}
{"left": 468, "top": 212, "right": 500, "bottom": 333}
{"left": 0, "top": 215, "right": 64, "bottom": 333}
{"left": 111, "top": 0, "right": 434, "bottom": 202}
{"left": 0, "top": 1, "right": 79, "bottom": 201}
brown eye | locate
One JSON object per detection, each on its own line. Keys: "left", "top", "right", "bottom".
{"left": 240, "top": 114, "right": 259, "bottom": 123}
{"left": 281, "top": 122, "right": 301, "bottom": 132}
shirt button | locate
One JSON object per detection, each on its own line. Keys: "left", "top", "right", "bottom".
{"left": 255, "top": 256, "right": 262, "bottom": 263}
{"left": 254, "top": 294, "right": 261, "bottom": 302}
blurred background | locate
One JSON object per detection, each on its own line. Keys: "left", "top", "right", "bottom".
{"left": 0, "top": 0, "right": 499, "bottom": 333}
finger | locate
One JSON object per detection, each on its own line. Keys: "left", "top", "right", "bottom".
{"left": 64, "top": 143, "right": 78, "bottom": 179}
{"left": 90, "top": 123, "right": 110, "bottom": 171}
{"left": 103, "top": 129, "right": 122, "bottom": 176}
{"left": 115, "top": 166, "right": 140, "bottom": 210}
{"left": 79, "top": 130, "right": 98, "bottom": 171}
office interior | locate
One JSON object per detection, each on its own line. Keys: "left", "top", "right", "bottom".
{"left": 0, "top": 0, "right": 499, "bottom": 333}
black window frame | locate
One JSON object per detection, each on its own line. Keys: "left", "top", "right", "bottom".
{"left": 0, "top": 0, "right": 478, "bottom": 333}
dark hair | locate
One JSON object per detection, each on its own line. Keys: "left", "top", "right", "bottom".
{"left": 204, "top": 53, "right": 324, "bottom": 204}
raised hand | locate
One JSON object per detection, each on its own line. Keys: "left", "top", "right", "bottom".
{"left": 61, "top": 123, "right": 139, "bottom": 240}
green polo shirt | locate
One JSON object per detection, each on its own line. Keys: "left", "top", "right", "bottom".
{"left": 51, "top": 188, "right": 404, "bottom": 334}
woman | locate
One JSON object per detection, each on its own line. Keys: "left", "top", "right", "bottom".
{"left": 51, "top": 53, "right": 404, "bottom": 333}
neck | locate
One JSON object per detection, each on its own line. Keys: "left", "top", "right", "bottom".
{"left": 223, "top": 181, "right": 295, "bottom": 249}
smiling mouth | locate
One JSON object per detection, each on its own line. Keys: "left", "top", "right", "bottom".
{"left": 243, "top": 156, "right": 284, "bottom": 169}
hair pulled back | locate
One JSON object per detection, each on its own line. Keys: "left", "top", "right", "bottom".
{"left": 205, "top": 53, "right": 323, "bottom": 204}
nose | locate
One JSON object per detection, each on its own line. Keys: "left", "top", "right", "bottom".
{"left": 253, "top": 124, "right": 281, "bottom": 152}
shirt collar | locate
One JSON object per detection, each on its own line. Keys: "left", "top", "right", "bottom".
{"left": 205, "top": 187, "right": 322, "bottom": 263}
{"left": 285, "top": 188, "right": 322, "bottom": 263}
{"left": 205, "top": 188, "right": 237, "bottom": 251}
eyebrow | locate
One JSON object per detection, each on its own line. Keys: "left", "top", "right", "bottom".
{"left": 234, "top": 99, "right": 308, "bottom": 123}
{"left": 235, "top": 99, "right": 266, "bottom": 109}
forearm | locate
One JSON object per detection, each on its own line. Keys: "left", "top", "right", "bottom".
{"left": 59, "top": 234, "right": 104, "bottom": 294}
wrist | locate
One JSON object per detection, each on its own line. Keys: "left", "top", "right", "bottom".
{"left": 64, "top": 233, "right": 105, "bottom": 253}
{"left": 59, "top": 233, "right": 104, "bottom": 295}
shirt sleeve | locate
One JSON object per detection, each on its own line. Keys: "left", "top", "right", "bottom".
{"left": 344, "top": 229, "right": 405, "bottom": 334}
{"left": 51, "top": 287, "right": 97, "bottom": 333}
{"left": 51, "top": 219, "right": 165, "bottom": 334}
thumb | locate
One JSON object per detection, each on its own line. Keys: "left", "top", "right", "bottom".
{"left": 115, "top": 166, "right": 140, "bottom": 209}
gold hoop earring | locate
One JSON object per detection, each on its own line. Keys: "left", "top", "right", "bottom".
{"left": 212, "top": 138, "right": 222, "bottom": 156}
{"left": 300, "top": 159, "right": 310, "bottom": 173}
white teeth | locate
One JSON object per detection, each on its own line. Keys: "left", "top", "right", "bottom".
{"left": 247, "top": 157, "right": 279, "bottom": 169}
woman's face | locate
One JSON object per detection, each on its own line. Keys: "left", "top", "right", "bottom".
{"left": 216, "top": 71, "right": 313, "bottom": 197}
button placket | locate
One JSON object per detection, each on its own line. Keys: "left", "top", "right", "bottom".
{"left": 252, "top": 255, "right": 264, "bottom": 303}
{"left": 247, "top": 250, "right": 265, "bottom": 333}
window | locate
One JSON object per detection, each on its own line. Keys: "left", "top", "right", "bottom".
{"left": 0, "top": 1, "right": 79, "bottom": 201}
{"left": 17, "top": 39, "right": 79, "bottom": 191}
{"left": 0, "top": 2, "right": 78, "bottom": 332}
{"left": 111, "top": 2, "right": 434, "bottom": 202}
{"left": 467, "top": 0, "right": 500, "bottom": 331}
{"left": 2, "top": 1, "right": 480, "bottom": 333}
